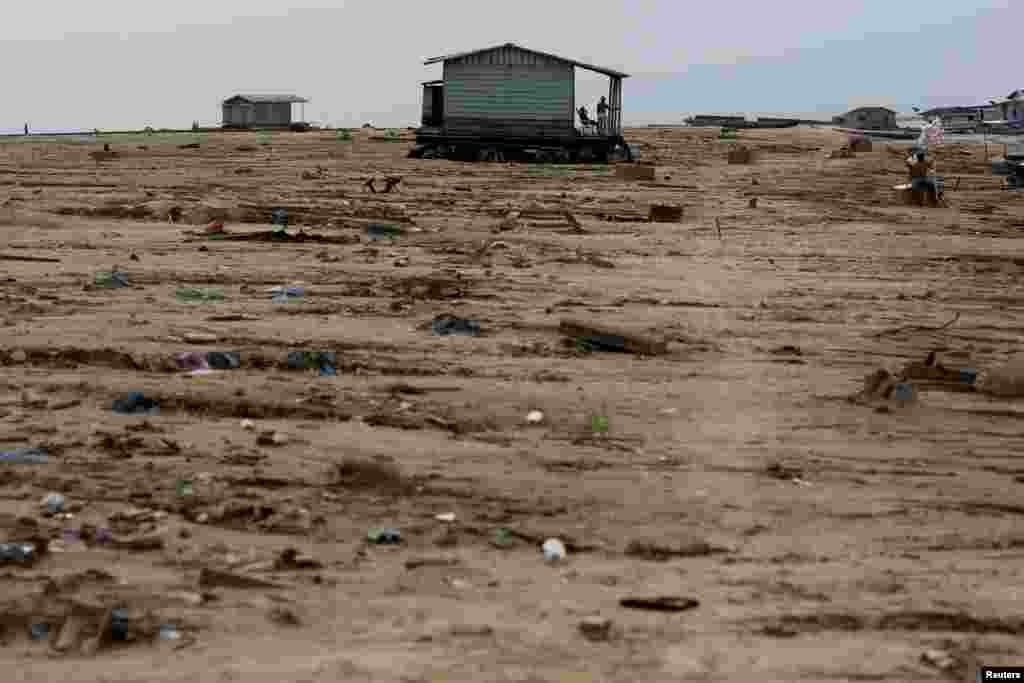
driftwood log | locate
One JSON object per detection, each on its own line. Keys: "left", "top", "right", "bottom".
{"left": 560, "top": 317, "right": 668, "bottom": 355}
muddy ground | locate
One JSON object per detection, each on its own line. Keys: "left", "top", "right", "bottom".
{"left": 1, "top": 126, "right": 1023, "bottom": 682}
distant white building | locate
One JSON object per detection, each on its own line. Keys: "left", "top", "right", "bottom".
{"left": 918, "top": 105, "right": 998, "bottom": 132}
{"left": 991, "top": 90, "right": 1024, "bottom": 127}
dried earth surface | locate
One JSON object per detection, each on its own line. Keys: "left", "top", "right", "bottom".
{"left": 1, "top": 126, "right": 1023, "bottom": 682}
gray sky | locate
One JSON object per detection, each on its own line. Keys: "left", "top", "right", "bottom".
{"left": 2, "top": 0, "right": 1016, "bottom": 131}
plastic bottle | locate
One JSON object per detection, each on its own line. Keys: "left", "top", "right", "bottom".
{"left": 542, "top": 538, "right": 567, "bottom": 563}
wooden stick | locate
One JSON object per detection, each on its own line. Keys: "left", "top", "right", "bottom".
{"left": 559, "top": 317, "right": 668, "bottom": 355}
{"left": 871, "top": 312, "right": 960, "bottom": 338}
{"left": 0, "top": 253, "right": 60, "bottom": 263}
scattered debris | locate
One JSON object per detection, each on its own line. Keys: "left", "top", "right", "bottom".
{"left": 542, "top": 538, "right": 567, "bottom": 563}
{"left": 432, "top": 316, "right": 481, "bottom": 337}
{"left": 94, "top": 271, "right": 130, "bottom": 289}
{"left": 0, "top": 447, "right": 49, "bottom": 464}
{"left": 111, "top": 392, "right": 160, "bottom": 416}
{"left": 275, "top": 547, "right": 323, "bottom": 570}
{"left": 271, "top": 286, "right": 305, "bottom": 303}
{"left": 578, "top": 616, "right": 613, "bottom": 642}
{"left": 198, "top": 568, "right": 284, "bottom": 590}
{"left": 619, "top": 596, "right": 699, "bottom": 612}
{"left": 301, "top": 166, "right": 328, "bottom": 180}
{"left": 495, "top": 211, "right": 521, "bottom": 232}
{"left": 0, "top": 542, "right": 38, "bottom": 564}
{"left": 624, "top": 538, "right": 728, "bottom": 561}
{"left": 257, "top": 430, "right": 290, "bottom": 447}
{"left": 286, "top": 351, "right": 337, "bottom": 376}
{"left": 364, "top": 176, "right": 402, "bottom": 194}
{"left": 268, "top": 606, "right": 302, "bottom": 627}
{"left": 560, "top": 317, "right": 668, "bottom": 355}
{"left": 491, "top": 529, "right": 515, "bottom": 548}
{"left": 176, "top": 287, "right": 225, "bottom": 303}
{"left": 920, "top": 649, "right": 958, "bottom": 671}
{"left": 367, "top": 528, "right": 403, "bottom": 545}
{"left": 0, "top": 253, "right": 62, "bottom": 263}
{"left": 366, "top": 223, "right": 404, "bottom": 241}
{"left": 872, "top": 312, "right": 960, "bottom": 338}
{"left": 184, "top": 332, "right": 218, "bottom": 344}
{"left": 981, "top": 353, "right": 1024, "bottom": 398}
{"left": 405, "top": 556, "right": 460, "bottom": 570}
{"left": 41, "top": 493, "right": 66, "bottom": 515}
{"left": 648, "top": 204, "right": 684, "bottom": 222}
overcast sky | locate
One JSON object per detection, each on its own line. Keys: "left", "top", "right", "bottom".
{"left": 1, "top": 0, "right": 1016, "bottom": 130}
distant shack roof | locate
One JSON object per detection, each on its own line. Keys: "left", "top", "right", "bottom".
{"left": 991, "top": 90, "right": 1024, "bottom": 105}
{"left": 920, "top": 105, "right": 991, "bottom": 116}
{"left": 842, "top": 106, "right": 897, "bottom": 115}
{"left": 424, "top": 42, "right": 629, "bottom": 79}
{"left": 223, "top": 94, "right": 309, "bottom": 105}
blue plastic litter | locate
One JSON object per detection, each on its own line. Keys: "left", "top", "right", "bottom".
{"left": 112, "top": 392, "right": 160, "bottom": 416}
{"left": 287, "top": 351, "right": 336, "bottom": 375}
{"left": 0, "top": 447, "right": 49, "bottom": 464}
{"left": 272, "top": 287, "right": 305, "bottom": 303}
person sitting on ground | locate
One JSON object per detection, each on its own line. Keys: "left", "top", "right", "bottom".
{"left": 906, "top": 150, "right": 937, "bottom": 205}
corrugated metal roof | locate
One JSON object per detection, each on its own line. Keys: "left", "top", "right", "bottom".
{"left": 424, "top": 42, "right": 629, "bottom": 78}
{"left": 920, "top": 105, "right": 992, "bottom": 116}
{"left": 223, "top": 94, "right": 309, "bottom": 104}
{"left": 990, "top": 90, "right": 1024, "bottom": 105}
{"left": 842, "top": 106, "right": 896, "bottom": 115}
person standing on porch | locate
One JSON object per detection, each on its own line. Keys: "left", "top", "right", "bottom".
{"left": 596, "top": 96, "right": 609, "bottom": 134}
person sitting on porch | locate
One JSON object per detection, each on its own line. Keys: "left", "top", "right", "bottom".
{"left": 577, "top": 106, "right": 598, "bottom": 134}
{"left": 596, "top": 96, "right": 609, "bottom": 134}
{"left": 906, "top": 150, "right": 937, "bottom": 206}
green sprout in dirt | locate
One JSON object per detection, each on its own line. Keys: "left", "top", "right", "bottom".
{"left": 258, "top": 131, "right": 273, "bottom": 146}
{"left": 384, "top": 129, "right": 400, "bottom": 140}
{"left": 591, "top": 414, "right": 610, "bottom": 435}
{"left": 575, "top": 338, "right": 594, "bottom": 354}
{"left": 337, "top": 129, "right": 352, "bottom": 142}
